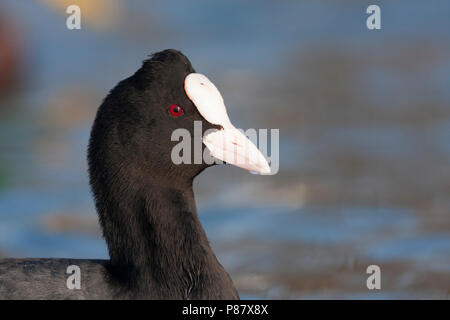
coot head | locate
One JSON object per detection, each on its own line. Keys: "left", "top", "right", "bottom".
{"left": 86, "top": 49, "right": 269, "bottom": 298}
{"left": 89, "top": 49, "right": 269, "bottom": 191}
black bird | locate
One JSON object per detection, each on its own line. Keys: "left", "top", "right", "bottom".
{"left": 0, "top": 49, "right": 270, "bottom": 299}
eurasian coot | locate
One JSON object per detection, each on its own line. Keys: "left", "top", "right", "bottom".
{"left": 0, "top": 49, "right": 270, "bottom": 299}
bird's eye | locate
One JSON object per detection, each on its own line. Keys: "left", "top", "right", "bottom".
{"left": 169, "top": 104, "right": 183, "bottom": 117}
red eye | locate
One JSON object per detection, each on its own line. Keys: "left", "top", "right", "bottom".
{"left": 169, "top": 104, "right": 183, "bottom": 117}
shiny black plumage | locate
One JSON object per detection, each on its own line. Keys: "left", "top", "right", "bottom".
{"left": 0, "top": 49, "right": 238, "bottom": 299}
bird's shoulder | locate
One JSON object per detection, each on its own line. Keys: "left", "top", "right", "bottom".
{"left": 0, "top": 258, "right": 112, "bottom": 299}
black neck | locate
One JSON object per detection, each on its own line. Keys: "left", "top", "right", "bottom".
{"left": 98, "top": 180, "right": 237, "bottom": 299}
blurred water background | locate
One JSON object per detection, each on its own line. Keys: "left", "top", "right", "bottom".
{"left": 0, "top": 0, "right": 449, "bottom": 299}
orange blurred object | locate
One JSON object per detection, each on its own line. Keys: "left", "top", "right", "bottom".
{"left": 40, "top": 0, "right": 123, "bottom": 30}
{"left": 0, "top": 12, "right": 23, "bottom": 98}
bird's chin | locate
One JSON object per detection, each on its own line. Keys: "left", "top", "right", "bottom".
{"left": 190, "top": 162, "right": 215, "bottom": 177}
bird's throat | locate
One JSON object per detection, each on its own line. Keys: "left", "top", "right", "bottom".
{"left": 102, "top": 183, "right": 223, "bottom": 298}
